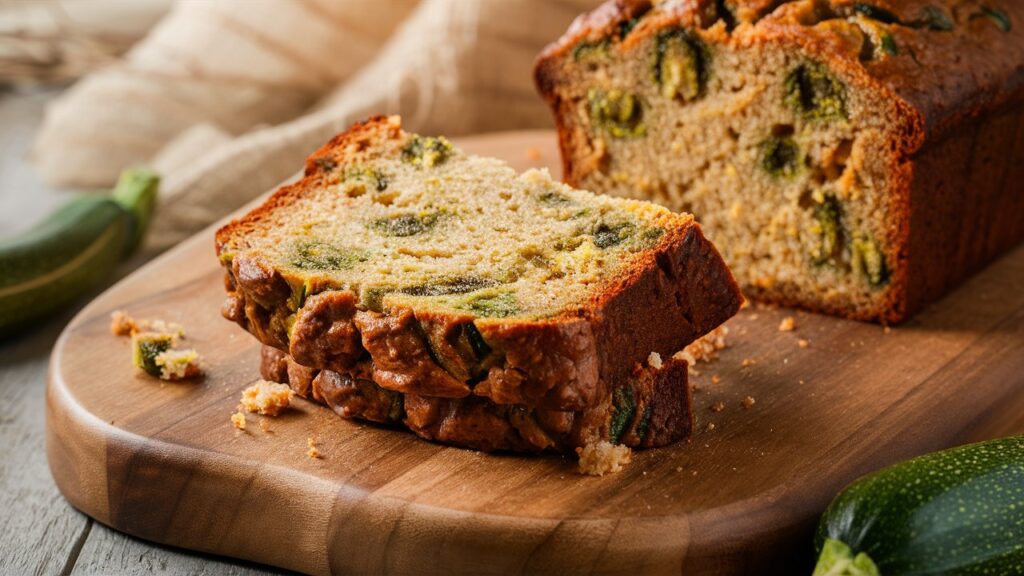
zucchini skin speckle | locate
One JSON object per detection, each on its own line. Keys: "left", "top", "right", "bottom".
{"left": 814, "top": 435, "right": 1024, "bottom": 575}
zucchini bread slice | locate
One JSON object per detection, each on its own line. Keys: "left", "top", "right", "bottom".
{"left": 216, "top": 116, "right": 741, "bottom": 411}
{"left": 260, "top": 345, "right": 691, "bottom": 453}
{"left": 536, "top": 0, "right": 1024, "bottom": 323}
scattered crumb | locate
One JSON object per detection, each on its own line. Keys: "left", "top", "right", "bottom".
{"left": 709, "top": 401, "right": 725, "bottom": 413}
{"left": 231, "top": 410, "right": 246, "bottom": 430}
{"left": 883, "top": 326, "right": 892, "bottom": 334}
{"left": 676, "top": 466, "right": 683, "bottom": 472}
{"left": 647, "top": 351, "right": 663, "bottom": 369}
{"left": 526, "top": 146, "right": 542, "bottom": 161}
{"left": 240, "top": 380, "right": 294, "bottom": 416}
{"left": 798, "top": 339, "right": 810, "bottom": 349}
{"left": 576, "top": 441, "right": 632, "bottom": 476}
{"left": 307, "top": 437, "right": 322, "bottom": 459}
{"left": 674, "top": 326, "right": 729, "bottom": 374}
{"left": 778, "top": 316, "right": 796, "bottom": 332}
{"left": 706, "top": 422, "right": 716, "bottom": 431}
{"left": 110, "top": 310, "right": 137, "bottom": 336}
{"left": 749, "top": 313, "right": 759, "bottom": 321}
{"left": 741, "top": 357, "right": 756, "bottom": 367}
{"left": 259, "top": 418, "right": 271, "bottom": 433}
{"left": 710, "top": 374, "right": 721, "bottom": 385}
{"left": 742, "top": 396, "right": 756, "bottom": 408}
{"left": 154, "top": 349, "right": 202, "bottom": 380}
{"left": 739, "top": 298, "right": 750, "bottom": 310}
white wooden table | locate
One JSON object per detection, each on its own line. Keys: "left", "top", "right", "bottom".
{"left": 0, "top": 87, "right": 285, "bottom": 575}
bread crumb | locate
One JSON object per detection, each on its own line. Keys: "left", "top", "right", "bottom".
{"left": 110, "top": 310, "right": 137, "bottom": 336}
{"left": 710, "top": 374, "right": 721, "bottom": 385}
{"left": 240, "top": 380, "right": 294, "bottom": 416}
{"left": 706, "top": 422, "right": 716, "bottom": 431}
{"left": 676, "top": 466, "right": 683, "bottom": 472}
{"left": 154, "top": 349, "right": 202, "bottom": 380}
{"left": 259, "top": 418, "right": 271, "bottom": 433}
{"left": 742, "top": 396, "right": 756, "bottom": 408}
{"left": 778, "top": 316, "right": 796, "bottom": 332}
{"left": 576, "top": 441, "right": 632, "bottom": 476}
{"left": 709, "top": 401, "right": 725, "bottom": 412}
{"left": 883, "top": 326, "right": 892, "bottom": 334}
{"left": 307, "top": 437, "right": 322, "bottom": 459}
{"left": 741, "top": 357, "right": 756, "bottom": 367}
{"left": 231, "top": 410, "right": 246, "bottom": 430}
{"left": 647, "top": 351, "right": 663, "bottom": 369}
{"left": 798, "top": 339, "right": 810, "bottom": 349}
{"left": 674, "top": 326, "right": 729, "bottom": 374}
{"left": 739, "top": 298, "right": 750, "bottom": 310}
{"left": 526, "top": 146, "right": 542, "bottom": 160}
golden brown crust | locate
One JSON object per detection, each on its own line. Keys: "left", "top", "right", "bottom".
{"left": 259, "top": 345, "right": 692, "bottom": 453}
{"left": 535, "top": 0, "right": 1023, "bottom": 324}
{"left": 218, "top": 117, "right": 742, "bottom": 408}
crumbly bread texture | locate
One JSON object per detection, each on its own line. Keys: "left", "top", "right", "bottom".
{"left": 577, "top": 440, "right": 633, "bottom": 475}
{"left": 217, "top": 116, "right": 741, "bottom": 411}
{"left": 536, "top": 0, "right": 1024, "bottom": 323}
{"left": 240, "top": 380, "right": 294, "bottom": 416}
{"left": 259, "top": 345, "right": 692, "bottom": 453}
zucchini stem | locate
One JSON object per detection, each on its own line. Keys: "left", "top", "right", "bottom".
{"left": 812, "top": 539, "right": 880, "bottom": 576}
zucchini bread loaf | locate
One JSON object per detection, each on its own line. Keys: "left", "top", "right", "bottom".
{"left": 216, "top": 116, "right": 741, "bottom": 414}
{"left": 536, "top": 0, "right": 1024, "bottom": 323}
{"left": 259, "top": 345, "right": 691, "bottom": 453}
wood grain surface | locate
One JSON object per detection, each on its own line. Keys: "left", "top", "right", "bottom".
{"left": 46, "top": 131, "right": 1024, "bottom": 575}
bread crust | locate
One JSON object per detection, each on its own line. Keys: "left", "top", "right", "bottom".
{"left": 259, "top": 345, "right": 692, "bottom": 453}
{"left": 217, "top": 116, "right": 742, "bottom": 410}
{"left": 534, "top": 0, "right": 1024, "bottom": 324}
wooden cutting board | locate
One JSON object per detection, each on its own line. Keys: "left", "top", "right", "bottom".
{"left": 47, "top": 131, "right": 1024, "bottom": 576}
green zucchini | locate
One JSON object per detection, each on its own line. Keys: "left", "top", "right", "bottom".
{"left": 813, "top": 435, "right": 1024, "bottom": 575}
{"left": 0, "top": 169, "right": 158, "bottom": 339}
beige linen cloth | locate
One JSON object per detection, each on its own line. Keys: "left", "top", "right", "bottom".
{"left": 31, "top": 0, "right": 598, "bottom": 254}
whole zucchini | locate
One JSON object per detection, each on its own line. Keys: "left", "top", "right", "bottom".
{"left": 0, "top": 169, "right": 158, "bottom": 339}
{"left": 813, "top": 435, "right": 1024, "bottom": 575}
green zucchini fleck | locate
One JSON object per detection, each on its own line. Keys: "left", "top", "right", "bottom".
{"left": 401, "top": 136, "right": 453, "bottom": 168}
{"left": 609, "top": 386, "right": 637, "bottom": 444}
{"left": 592, "top": 221, "right": 636, "bottom": 249}
{"left": 343, "top": 166, "right": 388, "bottom": 192}
{"left": 850, "top": 234, "right": 889, "bottom": 288}
{"left": 587, "top": 88, "right": 646, "bottom": 138}
{"left": 388, "top": 393, "right": 405, "bottom": 422}
{"left": 634, "top": 405, "right": 653, "bottom": 442}
{"left": 785, "top": 64, "right": 848, "bottom": 122}
{"left": 851, "top": 3, "right": 898, "bottom": 24}
{"left": 977, "top": 7, "right": 1012, "bottom": 32}
{"left": 811, "top": 194, "right": 844, "bottom": 265}
{"left": 912, "top": 6, "right": 954, "bottom": 31}
{"left": 358, "top": 285, "right": 393, "bottom": 312}
{"left": 462, "top": 291, "right": 518, "bottom": 319}
{"left": 759, "top": 136, "right": 802, "bottom": 179}
{"left": 464, "top": 322, "right": 492, "bottom": 362}
{"left": 289, "top": 241, "right": 367, "bottom": 271}
{"left": 880, "top": 33, "right": 899, "bottom": 56}
{"left": 132, "top": 332, "right": 174, "bottom": 377}
{"left": 401, "top": 276, "right": 496, "bottom": 297}
{"left": 654, "top": 29, "right": 708, "bottom": 102}
{"left": 572, "top": 39, "right": 610, "bottom": 61}
{"left": 370, "top": 211, "right": 440, "bottom": 237}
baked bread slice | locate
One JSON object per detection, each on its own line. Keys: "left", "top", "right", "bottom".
{"left": 217, "top": 116, "right": 741, "bottom": 410}
{"left": 260, "top": 345, "right": 691, "bottom": 453}
{"left": 536, "top": 0, "right": 1024, "bottom": 323}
